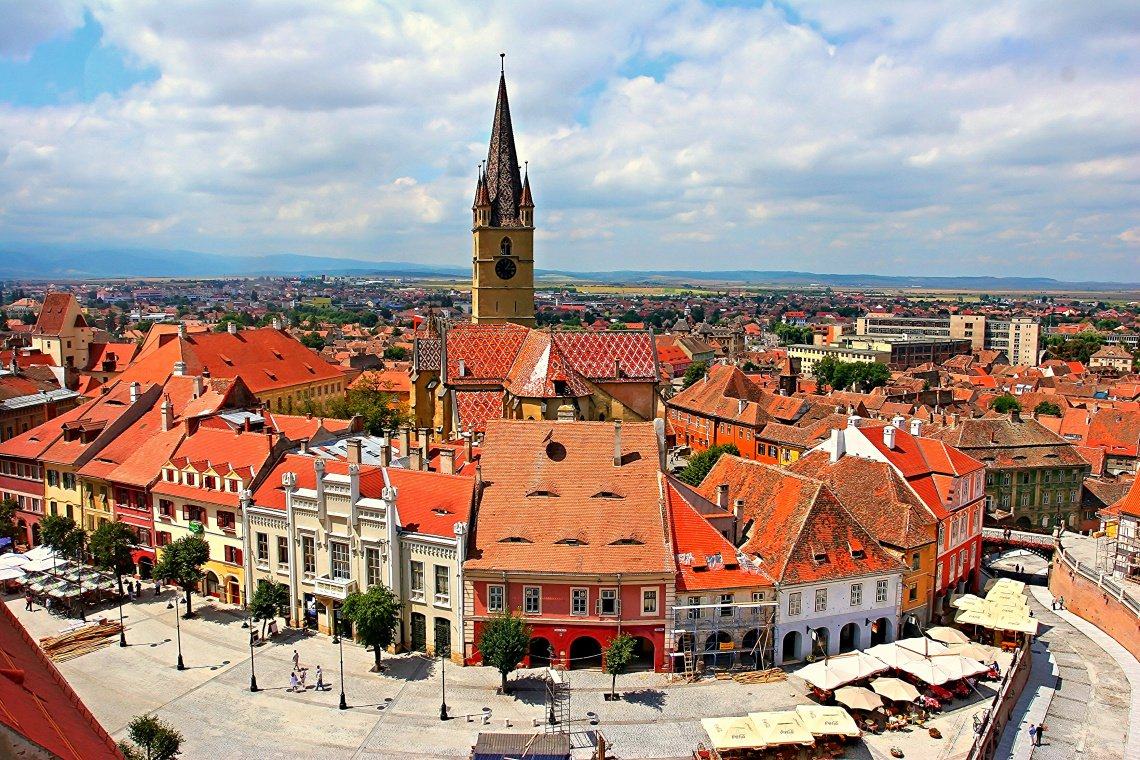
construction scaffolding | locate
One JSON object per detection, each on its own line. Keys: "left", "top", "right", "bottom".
{"left": 668, "top": 600, "right": 778, "bottom": 681}
{"left": 544, "top": 667, "right": 570, "bottom": 735}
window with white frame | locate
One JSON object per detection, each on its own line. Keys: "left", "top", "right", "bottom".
{"left": 301, "top": 535, "right": 315, "bottom": 576}
{"left": 788, "top": 592, "right": 802, "bottom": 616}
{"left": 814, "top": 588, "right": 827, "bottom": 612}
{"left": 876, "top": 579, "right": 888, "bottom": 603}
{"left": 524, "top": 586, "right": 541, "bottom": 615}
{"left": 434, "top": 565, "right": 449, "bottom": 606}
{"left": 642, "top": 588, "right": 658, "bottom": 615}
{"left": 256, "top": 532, "right": 269, "bottom": 563}
{"left": 487, "top": 584, "right": 504, "bottom": 612}
{"left": 365, "top": 547, "right": 382, "bottom": 587}
{"left": 850, "top": 583, "right": 863, "bottom": 606}
{"left": 330, "top": 541, "right": 350, "bottom": 580}
{"left": 599, "top": 588, "right": 618, "bottom": 616}
{"left": 571, "top": 588, "right": 588, "bottom": 616}
{"left": 409, "top": 560, "right": 425, "bottom": 600}
{"left": 277, "top": 536, "right": 289, "bottom": 567}
{"left": 719, "top": 593, "right": 733, "bottom": 617}
{"left": 687, "top": 595, "right": 702, "bottom": 620}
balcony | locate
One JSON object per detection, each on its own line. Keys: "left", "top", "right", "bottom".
{"left": 313, "top": 575, "right": 357, "bottom": 601}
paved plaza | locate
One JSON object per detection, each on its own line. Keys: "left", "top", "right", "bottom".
{"left": 6, "top": 584, "right": 1130, "bottom": 759}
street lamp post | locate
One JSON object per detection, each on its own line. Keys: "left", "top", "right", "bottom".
{"left": 439, "top": 645, "right": 449, "bottom": 721}
{"left": 117, "top": 573, "right": 127, "bottom": 647}
{"left": 333, "top": 607, "right": 347, "bottom": 710}
{"left": 166, "top": 598, "right": 185, "bottom": 670}
{"left": 248, "top": 614, "right": 259, "bottom": 692}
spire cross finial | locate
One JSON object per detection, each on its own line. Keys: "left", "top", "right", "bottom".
{"left": 500, "top": 52, "right": 505, "bottom": 73}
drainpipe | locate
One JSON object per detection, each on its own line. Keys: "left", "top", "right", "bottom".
{"left": 454, "top": 521, "right": 468, "bottom": 663}
{"left": 282, "top": 472, "right": 299, "bottom": 626}
{"left": 240, "top": 489, "right": 253, "bottom": 609}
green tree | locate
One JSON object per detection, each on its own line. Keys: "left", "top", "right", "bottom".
{"left": 677, "top": 444, "right": 740, "bottom": 486}
{"left": 153, "top": 535, "right": 210, "bottom": 616}
{"left": 249, "top": 579, "right": 290, "bottom": 638}
{"left": 89, "top": 521, "right": 137, "bottom": 594}
{"left": 603, "top": 632, "right": 637, "bottom": 700}
{"left": 478, "top": 611, "right": 532, "bottom": 694}
{"left": 117, "top": 713, "right": 183, "bottom": 760}
{"left": 300, "top": 332, "right": 326, "bottom": 351}
{"left": 0, "top": 498, "right": 21, "bottom": 546}
{"left": 1034, "top": 401, "right": 1063, "bottom": 417}
{"left": 773, "top": 322, "right": 812, "bottom": 346}
{"left": 682, "top": 360, "right": 710, "bottom": 389}
{"left": 302, "top": 374, "right": 409, "bottom": 436}
{"left": 341, "top": 585, "right": 401, "bottom": 672}
{"left": 991, "top": 394, "right": 1021, "bottom": 414}
{"left": 383, "top": 345, "right": 409, "bottom": 361}
{"left": 40, "top": 514, "right": 84, "bottom": 559}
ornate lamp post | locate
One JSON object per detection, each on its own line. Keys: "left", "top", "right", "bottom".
{"left": 117, "top": 576, "right": 127, "bottom": 647}
{"left": 166, "top": 598, "right": 185, "bottom": 670}
{"left": 333, "top": 606, "right": 347, "bottom": 710}
{"left": 439, "top": 642, "right": 449, "bottom": 721}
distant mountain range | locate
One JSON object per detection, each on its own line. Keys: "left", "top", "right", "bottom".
{"left": 1, "top": 247, "right": 1136, "bottom": 291}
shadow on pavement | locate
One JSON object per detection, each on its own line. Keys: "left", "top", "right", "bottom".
{"left": 620, "top": 688, "right": 667, "bottom": 710}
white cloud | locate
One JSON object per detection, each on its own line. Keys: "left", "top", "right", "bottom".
{"left": 0, "top": 0, "right": 1137, "bottom": 280}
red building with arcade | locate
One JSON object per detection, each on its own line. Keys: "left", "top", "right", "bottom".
{"left": 464, "top": 419, "right": 674, "bottom": 672}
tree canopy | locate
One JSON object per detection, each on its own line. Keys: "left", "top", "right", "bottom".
{"left": 478, "top": 611, "right": 532, "bottom": 694}
{"left": 681, "top": 360, "right": 709, "bottom": 389}
{"left": 1034, "top": 401, "right": 1063, "bottom": 417}
{"left": 341, "top": 584, "right": 401, "bottom": 672}
{"left": 603, "top": 633, "right": 637, "bottom": 699}
{"left": 814, "top": 357, "right": 890, "bottom": 392}
{"left": 250, "top": 579, "right": 290, "bottom": 637}
{"left": 1045, "top": 331, "right": 1105, "bottom": 364}
{"left": 991, "top": 394, "right": 1021, "bottom": 413}
{"left": 40, "top": 514, "right": 84, "bottom": 557}
{"left": 301, "top": 374, "right": 409, "bottom": 436}
{"left": 677, "top": 443, "right": 739, "bottom": 486}
{"left": 89, "top": 521, "right": 138, "bottom": 591}
{"left": 118, "top": 713, "right": 183, "bottom": 760}
{"left": 0, "top": 498, "right": 21, "bottom": 546}
{"left": 153, "top": 535, "right": 210, "bottom": 616}
{"left": 773, "top": 322, "right": 813, "bottom": 346}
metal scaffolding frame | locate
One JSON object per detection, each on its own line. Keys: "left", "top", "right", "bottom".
{"left": 668, "top": 600, "right": 777, "bottom": 679}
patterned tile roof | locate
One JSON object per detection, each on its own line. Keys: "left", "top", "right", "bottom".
{"left": 455, "top": 390, "right": 503, "bottom": 433}
{"left": 550, "top": 330, "right": 658, "bottom": 382}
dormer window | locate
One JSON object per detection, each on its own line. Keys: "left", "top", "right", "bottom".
{"left": 812, "top": 547, "right": 829, "bottom": 564}
{"left": 609, "top": 537, "right": 643, "bottom": 546}
{"left": 555, "top": 537, "right": 588, "bottom": 547}
{"left": 848, "top": 539, "right": 865, "bottom": 560}
{"left": 526, "top": 489, "right": 559, "bottom": 498}
{"left": 500, "top": 536, "right": 532, "bottom": 544}
{"left": 591, "top": 491, "right": 624, "bottom": 499}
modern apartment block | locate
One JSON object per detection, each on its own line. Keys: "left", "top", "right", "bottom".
{"left": 856, "top": 314, "right": 1040, "bottom": 366}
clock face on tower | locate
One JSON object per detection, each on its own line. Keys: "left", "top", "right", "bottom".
{"left": 495, "top": 257, "right": 517, "bottom": 281}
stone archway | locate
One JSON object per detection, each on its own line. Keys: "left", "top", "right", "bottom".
{"left": 809, "top": 627, "right": 829, "bottom": 659}
{"left": 703, "top": 630, "right": 733, "bottom": 670}
{"left": 741, "top": 628, "right": 766, "bottom": 669}
{"left": 871, "top": 616, "right": 893, "bottom": 645}
{"left": 225, "top": 575, "right": 241, "bottom": 605}
{"left": 204, "top": 571, "right": 221, "bottom": 599}
{"left": 839, "top": 622, "right": 860, "bottom": 653}
{"left": 629, "top": 636, "right": 655, "bottom": 671}
{"left": 137, "top": 557, "right": 153, "bottom": 580}
{"left": 569, "top": 636, "right": 603, "bottom": 669}
{"left": 782, "top": 630, "right": 802, "bottom": 663}
{"left": 528, "top": 636, "right": 553, "bottom": 667}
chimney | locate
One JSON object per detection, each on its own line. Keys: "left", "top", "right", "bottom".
{"left": 457, "top": 359, "right": 466, "bottom": 377}
{"left": 400, "top": 426, "right": 411, "bottom": 458}
{"left": 891, "top": 415, "right": 905, "bottom": 429}
{"left": 227, "top": 321, "right": 238, "bottom": 335}
{"left": 201, "top": 365, "right": 210, "bottom": 379}
{"left": 829, "top": 427, "right": 846, "bottom": 463}
{"left": 346, "top": 438, "right": 362, "bottom": 465}
{"left": 883, "top": 424, "right": 897, "bottom": 450}
{"left": 733, "top": 498, "right": 746, "bottom": 544}
{"left": 298, "top": 437, "right": 309, "bottom": 453}
{"left": 612, "top": 419, "right": 623, "bottom": 467}
{"left": 160, "top": 395, "right": 174, "bottom": 431}
{"left": 716, "top": 483, "right": 729, "bottom": 510}
{"left": 440, "top": 448, "right": 455, "bottom": 475}
{"left": 272, "top": 317, "right": 282, "bottom": 330}
{"left": 1010, "top": 409, "right": 1021, "bottom": 423}
{"left": 909, "top": 418, "right": 923, "bottom": 437}
{"left": 847, "top": 414, "right": 860, "bottom": 429}
{"left": 463, "top": 431, "right": 473, "bottom": 463}
{"left": 129, "top": 381, "right": 140, "bottom": 403}
{"left": 193, "top": 375, "right": 204, "bottom": 398}
{"left": 409, "top": 447, "right": 422, "bottom": 472}
{"left": 177, "top": 323, "right": 186, "bottom": 338}
{"left": 950, "top": 413, "right": 959, "bottom": 429}
{"left": 379, "top": 437, "right": 392, "bottom": 467}
{"left": 173, "top": 361, "right": 186, "bottom": 377}
{"left": 419, "top": 434, "right": 429, "bottom": 471}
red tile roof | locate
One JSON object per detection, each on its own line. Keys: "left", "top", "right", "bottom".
{"left": 467, "top": 420, "right": 672, "bottom": 575}
{"left": 1086, "top": 409, "right": 1140, "bottom": 457}
{"left": 0, "top": 603, "right": 123, "bottom": 759}
{"left": 33, "top": 293, "right": 87, "bottom": 336}
{"left": 667, "top": 481, "right": 773, "bottom": 591}
{"left": 696, "top": 455, "right": 902, "bottom": 585}
{"left": 83, "top": 342, "right": 139, "bottom": 373}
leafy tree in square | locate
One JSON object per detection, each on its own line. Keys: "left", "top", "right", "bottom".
{"left": 478, "top": 611, "right": 532, "bottom": 694}
{"left": 153, "top": 535, "right": 210, "bottom": 617}
{"left": 341, "top": 584, "right": 401, "bottom": 672}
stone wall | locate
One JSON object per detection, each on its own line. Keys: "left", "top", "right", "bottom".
{"left": 1049, "top": 553, "right": 1140, "bottom": 663}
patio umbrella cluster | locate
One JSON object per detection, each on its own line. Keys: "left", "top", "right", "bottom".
{"left": 951, "top": 578, "right": 1038, "bottom": 636}
{"left": 701, "top": 705, "right": 859, "bottom": 755}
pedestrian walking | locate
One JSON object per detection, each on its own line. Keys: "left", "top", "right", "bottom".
{"left": 316, "top": 665, "right": 325, "bottom": 691}
{"left": 155, "top": 578, "right": 161, "bottom": 596}
{"left": 24, "top": 591, "right": 33, "bottom": 611}
{"left": 1058, "top": 596, "right": 1064, "bottom": 610}
{"left": 1028, "top": 724, "right": 1037, "bottom": 746}
{"left": 1037, "top": 723, "right": 1046, "bottom": 745}
{"left": 292, "top": 649, "right": 300, "bottom": 671}
{"left": 289, "top": 671, "right": 299, "bottom": 693}
{"left": 299, "top": 667, "right": 307, "bottom": 691}
{"left": 134, "top": 580, "right": 141, "bottom": 597}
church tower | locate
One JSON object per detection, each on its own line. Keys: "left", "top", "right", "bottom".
{"left": 471, "top": 57, "right": 535, "bottom": 326}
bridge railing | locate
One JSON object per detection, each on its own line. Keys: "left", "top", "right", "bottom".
{"left": 981, "top": 526, "right": 1055, "bottom": 548}
{"left": 1057, "top": 546, "right": 1140, "bottom": 618}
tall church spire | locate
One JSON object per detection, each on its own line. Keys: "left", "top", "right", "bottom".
{"left": 483, "top": 55, "right": 526, "bottom": 227}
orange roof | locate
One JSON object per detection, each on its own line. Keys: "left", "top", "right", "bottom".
{"left": 696, "top": 456, "right": 902, "bottom": 585}
{"left": 116, "top": 327, "right": 344, "bottom": 395}
{"left": 1111, "top": 478, "right": 1140, "bottom": 519}
{"left": 83, "top": 342, "right": 139, "bottom": 373}
{"left": 667, "top": 481, "right": 773, "bottom": 591}
{"left": 0, "top": 603, "right": 123, "bottom": 759}
{"left": 668, "top": 364, "right": 812, "bottom": 427}
{"left": 1086, "top": 409, "right": 1140, "bottom": 457}
{"left": 33, "top": 293, "right": 87, "bottom": 336}
{"left": 467, "top": 420, "right": 672, "bottom": 575}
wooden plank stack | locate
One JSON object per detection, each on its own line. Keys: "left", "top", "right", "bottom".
{"left": 39, "top": 620, "right": 123, "bottom": 662}
{"left": 732, "top": 668, "right": 786, "bottom": 685}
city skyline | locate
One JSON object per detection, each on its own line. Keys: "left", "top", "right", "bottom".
{"left": 1, "top": 1, "right": 1138, "bottom": 281}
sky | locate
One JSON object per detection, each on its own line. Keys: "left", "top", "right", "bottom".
{"left": 0, "top": 1, "right": 1138, "bottom": 281}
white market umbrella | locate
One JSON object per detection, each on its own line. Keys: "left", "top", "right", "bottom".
{"left": 834, "top": 686, "right": 884, "bottom": 712}
{"left": 0, "top": 566, "right": 26, "bottom": 581}
{"left": 871, "top": 677, "right": 922, "bottom": 703}
{"left": 0, "top": 553, "right": 29, "bottom": 569}
{"left": 947, "top": 642, "right": 998, "bottom": 664}
{"left": 794, "top": 705, "right": 861, "bottom": 738}
{"left": 926, "top": 626, "right": 970, "bottom": 645}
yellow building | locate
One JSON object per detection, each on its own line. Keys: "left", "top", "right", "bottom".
{"left": 470, "top": 64, "right": 535, "bottom": 327}
{"left": 151, "top": 426, "right": 283, "bottom": 606}
{"left": 30, "top": 293, "right": 95, "bottom": 370}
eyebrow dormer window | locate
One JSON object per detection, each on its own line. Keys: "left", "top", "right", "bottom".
{"left": 592, "top": 491, "right": 624, "bottom": 499}
{"left": 500, "top": 536, "right": 532, "bottom": 544}
{"left": 609, "top": 537, "right": 643, "bottom": 546}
